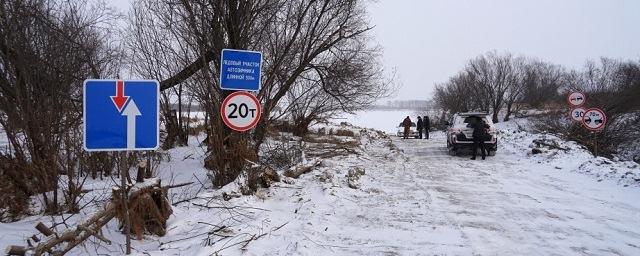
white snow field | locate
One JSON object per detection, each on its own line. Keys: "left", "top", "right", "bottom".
{"left": 335, "top": 109, "right": 418, "bottom": 134}
{"left": 1, "top": 113, "right": 640, "bottom": 255}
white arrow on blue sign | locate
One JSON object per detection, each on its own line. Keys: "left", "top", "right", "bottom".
{"left": 83, "top": 79, "right": 159, "bottom": 151}
{"left": 220, "top": 49, "right": 262, "bottom": 91}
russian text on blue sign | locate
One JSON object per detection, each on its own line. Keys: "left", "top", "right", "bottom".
{"left": 220, "top": 49, "right": 262, "bottom": 91}
{"left": 84, "top": 79, "right": 159, "bottom": 151}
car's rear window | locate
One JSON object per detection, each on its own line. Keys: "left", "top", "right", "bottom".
{"left": 455, "top": 115, "right": 490, "bottom": 126}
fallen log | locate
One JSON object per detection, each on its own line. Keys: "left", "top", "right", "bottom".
{"left": 5, "top": 246, "right": 26, "bottom": 256}
{"left": 533, "top": 139, "right": 569, "bottom": 151}
{"left": 283, "top": 159, "right": 321, "bottom": 179}
{"left": 6, "top": 178, "right": 180, "bottom": 256}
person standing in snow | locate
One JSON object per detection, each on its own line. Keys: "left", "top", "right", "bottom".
{"left": 424, "top": 116, "right": 430, "bottom": 139}
{"left": 416, "top": 116, "right": 424, "bottom": 139}
{"left": 402, "top": 116, "right": 412, "bottom": 139}
{"left": 470, "top": 117, "right": 489, "bottom": 160}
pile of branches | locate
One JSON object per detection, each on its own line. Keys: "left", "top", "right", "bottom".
{"left": 5, "top": 179, "right": 186, "bottom": 256}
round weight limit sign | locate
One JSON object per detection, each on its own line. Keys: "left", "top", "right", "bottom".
{"left": 221, "top": 91, "right": 261, "bottom": 132}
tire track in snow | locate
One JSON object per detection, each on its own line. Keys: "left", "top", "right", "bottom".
{"left": 393, "top": 131, "right": 640, "bottom": 256}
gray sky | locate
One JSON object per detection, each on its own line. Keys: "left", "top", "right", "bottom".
{"left": 111, "top": 0, "right": 640, "bottom": 101}
{"left": 369, "top": 0, "right": 640, "bottom": 100}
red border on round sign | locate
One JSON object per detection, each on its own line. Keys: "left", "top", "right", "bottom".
{"left": 220, "top": 91, "right": 261, "bottom": 132}
{"left": 569, "top": 107, "right": 586, "bottom": 122}
{"left": 567, "top": 91, "right": 586, "bottom": 107}
{"left": 581, "top": 108, "right": 606, "bottom": 131}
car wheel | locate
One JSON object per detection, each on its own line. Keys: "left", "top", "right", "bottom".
{"left": 448, "top": 148, "right": 457, "bottom": 156}
{"left": 488, "top": 150, "right": 496, "bottom": 156}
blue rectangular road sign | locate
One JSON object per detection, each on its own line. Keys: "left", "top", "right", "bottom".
{"left": 84, "top": 80, "right": 159, "bottom": 151}
{"left": 220, "top": 49, "right": 262, "bottom": 91}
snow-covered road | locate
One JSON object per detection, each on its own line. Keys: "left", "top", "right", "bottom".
{"left": 389, "top": 132, "right": 640, "bottom": 255}
{"left": 5, "top": 127, "right": 638, "bottom": 255}
{"left": 222, "top": 130, "right": 640, "bottom": 255}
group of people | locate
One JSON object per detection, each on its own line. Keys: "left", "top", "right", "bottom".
{"left": 401, "top": 115, "right": 430, "bottom": 140}
{"left": 401, "top": 115, "right": 491, "bottom": 160}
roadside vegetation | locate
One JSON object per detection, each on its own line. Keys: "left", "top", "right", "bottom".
{"left": 433, "top": 51, "right": 640, "bottom": 160}
{"left": 0, "top": 0, "right": 394, "bottom": 222}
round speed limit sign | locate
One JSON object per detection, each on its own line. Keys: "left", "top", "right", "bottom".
{"left": 221, "top": 91, "right": 261, "bottom": 132}
{"left": 570, "top": 107, "right": 586, "bottom": 122}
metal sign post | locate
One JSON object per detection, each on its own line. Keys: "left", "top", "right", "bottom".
{"left": 119, "top": 152, "right": 131, "bottom": 255}
{"left": 84, "top": 79, "right": 160, "bottom": 255}
{"left": 582, "top": 108, "right": 606, "bottom": 158}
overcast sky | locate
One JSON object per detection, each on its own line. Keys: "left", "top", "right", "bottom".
{"left": 369, "top": 0, "right": 640, "bottom": 100}
{"left": 111, "top": 0, "right": 640, "bottom": 101}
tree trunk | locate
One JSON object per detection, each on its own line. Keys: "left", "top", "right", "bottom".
{"left": 293, "top": 118, "right": 313, "bottom": 137}
{"left": 504, "top": 102, "right": 513, "bottom": 122}
{"left": 204, "top": 90, "right": 259, "bottom": 188}
{"left": 492, "top": 109, "right": 500, "bottom": 123}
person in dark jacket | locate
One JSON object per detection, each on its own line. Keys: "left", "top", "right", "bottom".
{"left": 470, "top": 117, "right": 489, "bottom": 160}
{"left": 416, "top": 116, "right": 424, "bottom": 139}
{"left": 402, "top": 116, "right": 412, "bottom": 139}
{"left": 423, "top": 116, "right": 430, "bottom": 139}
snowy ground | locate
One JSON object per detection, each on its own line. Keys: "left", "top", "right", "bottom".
{"left": 2, "top": 113, "right": 640, "bottom": 255}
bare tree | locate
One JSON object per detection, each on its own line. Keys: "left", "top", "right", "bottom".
{"left": 127, "top": 0, "right": 386, "bottom": 189}
{"left": 503, "top": 57, "right": 527, "bottom": 121}
{"left": 282, "top": 39, "right": 395, "bottom": 136}
{"left": 0, "top": 0, "right": 121, "bottom": 214}
{"left": 521, "top": 60, "right": 564, "bottom": 109}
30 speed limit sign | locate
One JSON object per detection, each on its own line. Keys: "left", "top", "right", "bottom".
{"left": 221, "top": 91, "right": 261, "bottom": 132}
{"left": 570, "top": 107, "right": 586, "bottom": 122}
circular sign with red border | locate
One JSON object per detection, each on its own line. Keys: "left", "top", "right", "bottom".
{"left": 221, "top": 91, "right": 261, "bottom": 132}
{"left": 569, "top": 107, "right": 586, "bottom": 122}
{"left": 582, "top": 108, "right": 606, "bottom": 131}
{"left": 567, "top": 92, "right": 586, "bottom": 107}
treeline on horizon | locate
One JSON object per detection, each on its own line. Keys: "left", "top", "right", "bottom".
{"left": 433, "top": 51, "right": 640, "bottom": 160}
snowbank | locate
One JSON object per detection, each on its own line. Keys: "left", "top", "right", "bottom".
{"left": 497, "top": 118, "right": 640, "bottom": 187}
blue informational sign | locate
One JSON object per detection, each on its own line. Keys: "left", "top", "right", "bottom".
{"left": 220, "top": 49, "right": 262, "bottom": 91}
{"left": 84, "top": 80, "right": 159, "bottom": 151}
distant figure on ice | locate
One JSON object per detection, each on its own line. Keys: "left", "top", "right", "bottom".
{"left": 423, "top": 116, "right": 430, "bottom": 139}
{"left": 416, "top": 116, "right": 424, "bottom": 139}
{"left": 402, "top": 116, "right": 412, "bottom": 139}
{"left": 470, "top": 117, "right": 489, "bottom": 160}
